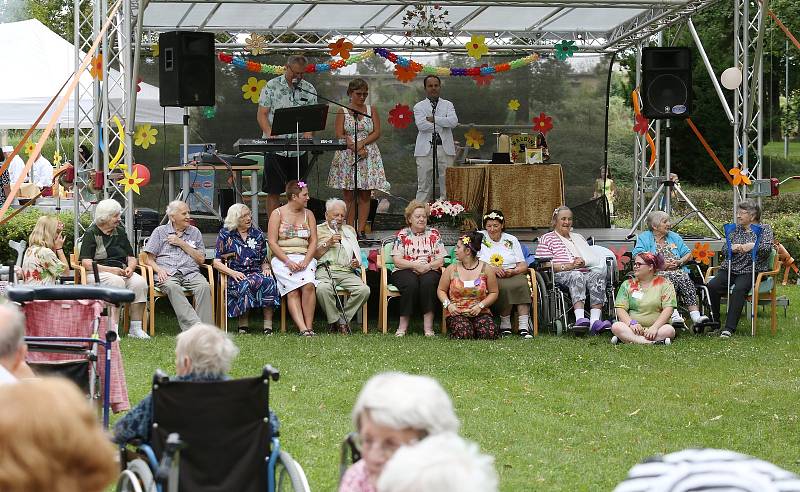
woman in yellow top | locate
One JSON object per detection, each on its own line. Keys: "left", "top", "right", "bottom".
{"left": 267, "top": 180, "right": 319, "bottom": 336}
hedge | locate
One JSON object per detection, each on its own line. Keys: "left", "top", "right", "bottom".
{"left": 0, "top": 210, "right": 92, "bottom": 264}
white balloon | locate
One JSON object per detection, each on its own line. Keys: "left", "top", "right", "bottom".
{"left": 720, "top": 67, "right": 743, "bottom": 90}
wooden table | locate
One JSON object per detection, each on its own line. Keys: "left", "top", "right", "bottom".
{"left": 165, "top": 165, "right": 261, "bottom": 224}
{"left": 446, "top": 164, "right": 564, "bottom": 228}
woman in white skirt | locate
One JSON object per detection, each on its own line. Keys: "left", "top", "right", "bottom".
{"left": 267, "top": 180, "right": 319, "bottom": 336}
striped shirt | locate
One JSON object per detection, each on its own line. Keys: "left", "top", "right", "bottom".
{"left": 535, "top": 230, "right": 586, "bottom": 264}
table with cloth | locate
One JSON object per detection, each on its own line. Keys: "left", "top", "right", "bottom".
{"left": 446, "top": 164, "right": 564, "bottom": 229}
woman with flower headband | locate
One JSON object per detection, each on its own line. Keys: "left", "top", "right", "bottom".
{"left": 267, "top": 179, "right": 319, "bottom": 336}
{"left": 437, "top": 231, "right": 499, "bottom": 339}
{"left": 390, "top": 200, "right": 447, "bottom": 337}
{"left": 611, "top": 252, "right": 677, "bottom": 345}
{"left": 534, "top": 206, "right": 611, "bottom": 334}
{"left": 477, "top": 210, "right": 533, "bottom": 338}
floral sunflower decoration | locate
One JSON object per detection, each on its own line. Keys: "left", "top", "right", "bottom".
{"left": 119, "top": 168, "right": 145, "bottom": 194}
{"left": 464, "top": 128, "right": 484, "bottom": 149}
{"left": 134, "top": 124, "right": 158, "bottom": 149}
{"left": 52, "top": 150, "right": 62, "bottom": 165}
{"left": 242, "top": 77, "right": 267, "bottom": 104}
{"left": 554, "top": 40, "right": 577, "bottom": 61}
{"left": 489, "top": 253, "right": 504, "bottom": 267}
{"left": 465, "top": 35, "right": 489, "bottom": 60}
{"left": 507, "top": 99, "right": 520, "bottom": 111}
{"left": 245, "top": 33, "right": 267, "bottom": 56}
{"left": 328, "top": 37, "right": 353, "bottom": 60}
{"left": 729, "top": 167, "right": 752, "bottom": 186}
{"left": 388, "top": 104, "right": 414, "bottom": 129}
{"left": 24, "top": 141, "right": 36, "bottom": 156}
{"left": 394, "top": 65, "right": 417, "bottom": 83}
{"left": 633, "top": 113, "right": 650, "bottom": 135}
{"left": 90, "top": 53, "right": 103, "bottom": 80}
{"left": 692, "top": 242, "right": 713, "bottom": 265}
{"left": 532, "top": 112, "right": 554, "bottom": 135}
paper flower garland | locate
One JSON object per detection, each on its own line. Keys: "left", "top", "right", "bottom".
{"left": 729, "top": 167, "right": 752, "bottom": 186}
{"left": 90, "top": 53, "right": 103, "bottom": 80}
{"left": 328, "top": 38, "right": 353, "bottom": 60}
{"left": 532, "top": 112, "right": 554, "bottom": 135}
{"left": 554, "top": 40, "right": 577, "bottom": 61}
{"left": 464, "top": 128, "right": 485, "bottom": 149}
{"left": 394, "top": 65, "right": 417, "bottom": 83}
{"left": 633, "top": 114, "right": 650, "bottom": 135}
{"left": 242, "top": 77, "right": 266, "bottom": 103}
{"left": 202, "top": 106, "right": 217, "bottom": 119}
{"left": 465, "top": 35, "right": 489, "bottom": 60}
{"left": 388, "top": 104, "right": 413, "bottom": 129}
{"left": 473, "top": 64, "right": 493, "bottom": 87}
{"left": 692, "top": 242, "right": 713, "bottom": 265}
{"left": 119, "top": 168, "right": 145, "bottom": 194}
{"left": 245, "top": 33, "right": 267, "bottom": 56}
{"left": 507, "top": 99, "right": 520, "bottom": 111}
{"left": 24, "top": 141, "right": 35, "bottom": 155}
{"left": 134, "top": 124, "right": 158, "bottom": 149}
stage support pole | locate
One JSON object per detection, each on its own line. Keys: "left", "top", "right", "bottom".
{"left": 688, "top": 18, "right": 735, "bottom": 125}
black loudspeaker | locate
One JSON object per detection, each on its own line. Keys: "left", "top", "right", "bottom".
{"left": 159, "top": 31, "right": 215, "bottom": 107}
{"left": 641, "top": 47, "right": 693, "bottom": 119}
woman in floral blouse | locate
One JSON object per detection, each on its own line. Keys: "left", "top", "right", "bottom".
{"left": 390, "top": 200, "right": 447, "bottom": 337}
{"left": 214, "top": 204, "right": 279, "bottom": 334}
{"left": 477, "top": 210, "right": 533, "bottom": 338}
{"left": 21, "top": 215, "right": 70, "bottom": 285}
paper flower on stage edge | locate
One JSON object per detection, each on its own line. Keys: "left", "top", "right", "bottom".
{"left": 245, "top": 33, "right": 267, "bottom": 56}
{"left": 692, "top": 242, "right": 713, "bottom": 265}
{"left": 532, "top": 112, "right": 554, "bottom": 135}
{"left": 90, "top": 53, "right": 103, "bottom": 80}
{"left": 203, "top": 106, "right": 217, "bottom": 119}
{"left": 633, "top": 113, "right": 650, "bottom": 135}
{"left": 508, "top": 99, "right": 520, "bottom": 111}
{"left": 242, "top": 77, "right": 266, "bottom": 103}
{"left": 464, "top": 128, "right": 484, "bottom": 149}
{"left": 119, "top": 168, "right": 145, "bottom": 194}
{"left": 394, "top": 65, "right": 417, "bottom": 83}
{"left": 24, "top": 141, "right": 36, "bottom": 156}
{"left": 554, "top": 40, "right": 577, "bottom": 61}
{"left": 489, "top": 253, "right": 504, "bottom": 267}
{"left": 609, "top": 246, "right": 631, "bottom": 271}
{"left": 134, "top": 124, "right": 158, "bottom": 150}
{"left": 729, "top": 167, "right": 752, "bottom": 186}
{"left": 388, "top": 104, "right": 413, "bottom": 129}
{"left": 52, "top": 150, "right": 62, "bottom": 165}
{"left": 151, "top": 44, "right": 159, "bottom": 57}
{"left": 465, "top": 35, "right": 489, "bottom": 60}
{"left": 328, "top": 38, "right": 353, "bottom": 60}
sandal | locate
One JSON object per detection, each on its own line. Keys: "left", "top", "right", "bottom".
{"left": 395, "top": 330, "right": 406, "bottom": 337}
{"left": 238, "top": 326, "right": 249, "bottom": 334}
{"left": 263, "top": 327, "right": 273, "bottom": 335}
{"left": 300, "top": 330, "right": 315, "bottom": 337}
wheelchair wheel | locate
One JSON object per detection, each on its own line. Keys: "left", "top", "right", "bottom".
{"left": 116, "top": 459, "right": 155, "bottom": 492}
{"left": 535, "top": 271, "right": 552, "bottom": 331}
{"left": 275, "top": 450, "right": 311, "bottom": 492}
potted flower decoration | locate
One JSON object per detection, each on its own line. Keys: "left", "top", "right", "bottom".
{"left": 428, "top": 199, "right": 477, "bottom": 243}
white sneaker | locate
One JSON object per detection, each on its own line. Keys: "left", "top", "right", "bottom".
{"left": 610, "top": 335, "right": 620, "bottom": 345}
{"left": 128, "top": 327, "right": 151, "bottom": 339}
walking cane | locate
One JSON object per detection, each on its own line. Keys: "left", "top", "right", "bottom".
{"left": 749, "top": 224, "right": 764, "bottom": 336}
{"left": 722, "top": 223, "right": 736, "bottom": 332}
{"left": 319, "top": 260, "right": 351, "bottom": 334}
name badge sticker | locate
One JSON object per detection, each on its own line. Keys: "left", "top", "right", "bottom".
{"left": 298, "top": 229, "right": 310, "bottom": 238}
{"left": 463, "top": 279, "right": 476, "bottom": 288}
{"left": 632, "top": 290, "right": 644, "bottom": 300}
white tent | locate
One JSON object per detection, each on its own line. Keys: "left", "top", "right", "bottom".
{"left": 0, "top": 19, "right": 182, "bottom": 129}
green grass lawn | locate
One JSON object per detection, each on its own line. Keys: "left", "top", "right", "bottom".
{"left": 117, "top": 287, "right": 800, "bottom": 491}
{"left": 764, "top": 140, "right": 800, "bottom": 159}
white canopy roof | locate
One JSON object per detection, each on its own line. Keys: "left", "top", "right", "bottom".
{"left": 0, "top": 19, "right": 182, "bottom": 129}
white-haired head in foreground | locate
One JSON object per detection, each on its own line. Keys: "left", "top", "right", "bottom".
{"left": 351, "top": 372, "right": 459, "bottom": 436}
{"left": 377, "top": 433, "right": 498, "bottom": 492}
{"left": 175, "top": 323, "right": 239, "bottom": 378}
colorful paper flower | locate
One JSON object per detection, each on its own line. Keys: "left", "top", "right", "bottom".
{"left": 532, "top": 112, "right": 554, "bottom": 135}
{"left": 692, "top": 242, "right": 713, "bottom": 265}
{"left": 328, "top": 38, "right": 353, "bottom": 60}
{"left": 203, "top": 106, "right": 217, "bottom": 119}
{"left": 52, "top": 150, "right": 62, "bottom": 165}
{"left": 508, "top": 99, "right": 520, "bottom": 111}
{"left": 464, "top": 128, "right": 485, "bottom": 149}
{"left": 151, "top": 44, "right": 159, "bottom": 57}
{"left": 134, "top": 124, "right": 158, "bottom": 149}
{"left": 554, "top": 40, "right": 577, "bottom": 61}
{"left": 119, "top": 168, "right": 145, "bottom": 194}
{"left": 297, "top": 181, "right": 307, "bottom": 188}
{"left": 489, "top": 253, "right": 504, "bottom": 267}
{"left": 729, "top": 167, "right": 752, "bottom": 186}
{"left": 241, "top": 77, "right": 266, "bottom": 103}
{"left": 245, "top": 33, "right": 267, "bottom": 56}
{"left": 388, "top": 104, "right": 413, "bottom": 129}
{"left": 24, "top": 141, "right": 36, "bottom": 156}
{"left": 633, "top": 113, "right": 650, "bottom": 135}
{"left": 465, "top": 35, "right": 489, "bottom": 60}
{"left": 609, "top": 246, "right": 631, "bottom": 271}
{"left": 394, "top": 65, "right": 417, "bottom": 83}
{"left": 90, "top": 53, "right": 103, "bottom": 80}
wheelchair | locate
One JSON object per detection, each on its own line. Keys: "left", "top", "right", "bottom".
{"left": 533, "top": 245, "right": 619, "bottom": 335}
{"left": 116, "top": 366, "right": 310, "bottom": 492}
{"left": 675, "top": 260, "right": 718, "bottom": 333}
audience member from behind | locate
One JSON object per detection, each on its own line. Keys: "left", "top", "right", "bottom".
{"left": 613, "top": 448, "right": 800, "bottom": 491}
{"left": 0, "top": 148, "right": 11, "bottom": 206}
{"left": 437, "top": 231, "right": 499, "bottom": 339}
{"left": 611, "top": 253, "right": 677, "bottom": 345}
{"left": 2, "top": 145, "right": 25, "bottom": 185}
{"left": 144, "top": 200, "right": 213, "bottom": 331}
{"left": 377, "top": 433, "right": 498, "bottom": 492}
{"left": 339, "top": 372, "right": 460, "bottom": 492}
{"left": 21, "top": 215, "right": 70, "bottom": 284}
{"left": 0, "top": 303, "right": 35, "bottom": 383}
{"left": 0, "top": 378, "right": 117, "bottom": 492}
{"left": 113, "top": 323, "right": 239, "bottom": 444}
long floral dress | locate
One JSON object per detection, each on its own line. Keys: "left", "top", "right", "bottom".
{"left": 215, "top": 226, "right": 279, "bottom": 318}
{"left": 328, "top": 107, "right": 387, "bottom": 190}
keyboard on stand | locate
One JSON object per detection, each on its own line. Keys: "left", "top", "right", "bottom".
{"left": 234, "top": 137, "right": 347, "bottom": 154}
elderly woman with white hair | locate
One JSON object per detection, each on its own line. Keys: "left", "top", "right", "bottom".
{"left": 632, "top": 210, "right": 708, "bottom": 329}
{"left": 79, "top": 198, "right": 149, "bottom": 338}
{"left": 213, "top": 204, "right": 279, "bottom": 334}
{"left": 377, "top": 433, "right": 498, "bottom": 492}
{"left": 113, "top": 323, "right": 239, "bottom": 444}
{"left": 339, "top": 372, "right": 460, "bottom": 492}
{"left": 314, "top": 198, "right": 369, "bottom": 334}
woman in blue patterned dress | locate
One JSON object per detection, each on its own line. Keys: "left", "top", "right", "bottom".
{"left": 213, "top": 204, "right": 279, "bottom": 334}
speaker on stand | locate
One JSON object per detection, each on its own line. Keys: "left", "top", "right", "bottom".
{"left": 158, "top": 31, "right": 215, "bottom": 107}
{"left": 641, "top": 47, "right": 693, "bottom": 119}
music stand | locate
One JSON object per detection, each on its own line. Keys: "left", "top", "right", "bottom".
{"left": 271, "top": 104, "right": 329, "bottom": 179}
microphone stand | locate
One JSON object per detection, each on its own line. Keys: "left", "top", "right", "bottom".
{"left": 294, "top": 83, "right": 372, "bottom": 238}
{"left": 430, "top": 97, "right": 439, "bottom": 202}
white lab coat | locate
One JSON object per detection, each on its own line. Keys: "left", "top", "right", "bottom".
{"left": 413, "top": 97, "right": 458, "bottom": 157}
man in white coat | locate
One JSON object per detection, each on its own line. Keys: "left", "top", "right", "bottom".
{"left": 2, "top": 146, "right": 26, "bottom": 185}
{"left": 29, "top": 151, "right": 53, "bottom": 188}
{"left": 413, "top": 75, "right": 458, "bottom": 202}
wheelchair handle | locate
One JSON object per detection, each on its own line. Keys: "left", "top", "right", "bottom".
{"left": 263, "top": 365, "right": 280, "bottom": 382}
{"left": 155, "top": 433, "right": 183, "bottom": 484}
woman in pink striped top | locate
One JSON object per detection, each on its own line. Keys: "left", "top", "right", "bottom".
{"left": 535, "top": 206, "right": 610, "bottom": 333}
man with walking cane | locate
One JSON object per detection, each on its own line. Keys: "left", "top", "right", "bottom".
{"left": 314, "top": 199, "right": 370, "bottom": 334}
